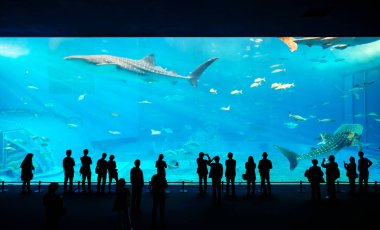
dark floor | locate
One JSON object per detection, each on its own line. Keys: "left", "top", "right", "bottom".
{"left": 0, "top": 184, "right": 379, "bottom": 230}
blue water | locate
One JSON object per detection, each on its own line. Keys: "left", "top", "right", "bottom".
{"left": 0, "top": 37, "right": 380, "bottom": 183}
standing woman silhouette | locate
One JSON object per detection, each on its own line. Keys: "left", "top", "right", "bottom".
{"left": 21, "top": 153, "right": 35, "bottom": 194}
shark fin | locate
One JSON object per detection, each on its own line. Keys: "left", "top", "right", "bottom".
{"left": 279, "top": 37, "right": 298, "bottom": 52}
{"left": 273, "top": 145, "right": 299, "bottom": 170}
{"left": 141, "top": 54, "right": 155, "bottom": 65}
{"left": 188, "top": 57, "right": 219, "bottom": 87}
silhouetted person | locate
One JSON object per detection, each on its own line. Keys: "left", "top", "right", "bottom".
{"left": 130, "top": 159, "right": 144, "bottom": 217}
{"left": 258, "top": 152, "right": 272, "bottom": 195}
{"left": 150, "top": 171, "right": 168, "bottom": 229}
{"left": 344, "top": 156, "right": 358, "bottom": 195}
{"left": 80, "top": 149, "right": 92, "bottom": 193}
{"left": 96, "top": 152, "right": 108, "bottom": 193}
{"left": 358, "top": 151, "right": 373, "bottom": 193}
{"left": 209, "top": 156, "right": 223, "bottom": 205}
{"left": 225, "top": 152, "right": 236, "bottom": 197}
{"left": 322, "top": 155, "right": 340, "bottom": 200}
{"left": 113, "top": 178, "right": 131, "bottom": 230}
{"left": 196, "top": 152, "right": 211, "bottom": 194}
{"left": 155, "top": 154, "right": 167, "bottom": 177}
{"left": 245, "top": 156, "right": 256, "bottom": 195}
{"left": 21, "top": 153, "right": 34, "bottom": 194}
{"left": 305, "top": 159, "right": 324, "bottom": 201}
{"left": 108, "top": 155, "right": 118, "bottom": 193}
{"left": 63, "top": 149, "right": 75, "bottom": 193}
{"left": 43, "top": 183, "right": 65, "bottom": 230}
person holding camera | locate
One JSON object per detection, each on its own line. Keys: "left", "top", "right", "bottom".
{"left": 322, "top": 155, "right": 340, "bottom": 200}
{"left": 344, "top": 156, "right": 358, "bottom": 195}
{"left": 196, "top": 152, "right": 212, "bottom": 194}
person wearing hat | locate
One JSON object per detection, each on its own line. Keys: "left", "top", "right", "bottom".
{"left": 258, "top": 152, "right": 272, "bottom": 195}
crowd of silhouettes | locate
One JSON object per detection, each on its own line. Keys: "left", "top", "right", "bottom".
{"left": 16, "top": 149, "right": 376, "bottom": 229}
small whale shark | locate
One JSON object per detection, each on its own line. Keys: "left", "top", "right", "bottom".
{"left": 274, "top": 124, "right": 363, "bottom": 170}
{"left": 64, "top": 54, "right": 219, "bottom": 87}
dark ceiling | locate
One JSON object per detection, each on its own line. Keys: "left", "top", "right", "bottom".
{"left": 0, "top": 0, "right": 379, "bottom": 36}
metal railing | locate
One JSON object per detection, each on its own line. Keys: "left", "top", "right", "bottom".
{"left": 1, "top": 180, "right": 378, "bottom": 193}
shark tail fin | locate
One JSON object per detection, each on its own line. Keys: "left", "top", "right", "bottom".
{"left": 273, "top": 145, "right": 299, "bottom": 170}
{"left": 189, "top": 57, "right": 219, "bottom": 87}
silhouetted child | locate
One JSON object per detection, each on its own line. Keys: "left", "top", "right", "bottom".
{"left": 108, "top": 155, "right": 118, "bottom": 193}
{"left": 130, "top": 159, "right": 144, "bottom": 217}
{"left": 150, "top": 171, "right": 168, "bottom": 229}
{"left": 358, "top": 151, "right": 373, "bottom": 193}
{"left": 196, "top": 152, "right": 211, "bottom": 194}
{"left": 43, "top": 182, "right": 65, "bottom": 230}
{"left": 21, "top": 153, "right": 34, "bottom": 194}
{"left": 305, "top": 159, "right": 324, "bottom": 201}
{"left": 322, "top": 155, "right": 340, "bottom": 200}
{"left": 113, "top": 178, "right": 131, "bottom": 230}
{"left": 80, "top": 149, "right": 92, "bottom": 193}
{"left": 245, "top": 156, "right": 256, "bottom": 195}
{"left": 96, "top": 152, "right": 108, "bottom": 194}
{"left": 225, "top": 152, "right": 236, "bottom": 197}
{"left": 258, "top": 152, "right": 272, "bottom": 195}
{"left": 63, "top": 149, "right": 75, "bottom": 193}
{"left": 155, "top": 154, "right": 167, "bottom": 177}
{"left": 209, "top": 156, "right": 223, "bottom": 205}
{"left": 344, "top": 156, "right": 358, "bottom": 195}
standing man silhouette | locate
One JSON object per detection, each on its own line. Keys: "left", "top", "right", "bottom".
{"left": 80, "top": 149, "right": 92, "bottom": 193}
{"left": 258, "top": 152, "right": 272, "bottom": 195}
{"left": 150, "top": 171, "right": 168, "bottom": 229}
{"left": 225, "top": 152, "right": 236, "bottom": 197}
{"left": 63, "top": 149, "right": 75, "bottom": 193}
{"left": 130, "top": 159, "right": 144, "bottom": 216}
{"left": 322, "top": 155, "right": 340, "bottom": 200}
{"left": 43, "top": 183, "right": 66, "bottom": 230}
{"left": 358, "top": 151, "right": 373, "bottom": 193}
{"left": 209, "top": 156, "right": 223, "bottom": 205}
{"left": 96, "top": 153, "right": 108, "bottom": 194}
{"left": 306, "top": 159, "right": 324, "bottom": 201}
{"left": 344, "top": 156, "right": 358, "bottom": 195}
{"left": 196, "top": 152, "right": 211, "bottom": 194}
{"left": 108, "top": 155, "right": 118, "bottom": 193}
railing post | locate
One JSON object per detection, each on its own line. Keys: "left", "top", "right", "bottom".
{"left": 337, "top": 181, "right": 340, "bottom": 193}
{"left": 38, "top": 181, "right": 41, "bottom": 193}
{"left": 299, "top": 180, "right": 303, "bottom": 193}
{"left": 77, "top": 181, "right": 80, "bottom": 193}
{"left": 375, "top": 181, "right": 378, "bottom": 193}
{"left": 180, "top": 181, "right": 187, "bottom": 193}
{"left": 1, "top": 181, "right": 4, "bottom": 192}
{"left": 222, "top": 181, "right": 224, "bottom": 193}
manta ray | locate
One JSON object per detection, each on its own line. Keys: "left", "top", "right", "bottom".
{"left": 64, "top": 54, "right": 218, "bottom": 87}
{"left": 274, "top": 124, "right": 363, "bottom": 170}
{"left": 279, "top": 37, "right": 379, "bottom": 52}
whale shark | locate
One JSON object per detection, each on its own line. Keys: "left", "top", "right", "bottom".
{"left": 64, "top": 54, "right": 219, "bottom": 87}
{"left": 274, "top": 124, "right": 363, "bottom": 170}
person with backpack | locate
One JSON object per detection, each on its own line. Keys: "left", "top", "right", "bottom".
{"left": 305, "top": 159, "right": 324, "bottom": 201}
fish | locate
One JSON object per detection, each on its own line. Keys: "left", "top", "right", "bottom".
{"left": 279, "top": 37, "right": 380, "bottom": 52}
{"left": 318, "top": 118, "right": 335, "bottom": 122}
{"left": 111, "top": 113, "right": 120, "bottom": 117}
{"left": 249, "top": 38, "right": 263, "bottom": 43}
{"left": 27, "top": 85, "right": 39, "bottom": 90}
{"left": 78, "top": 94, "right": 87, "bottom": 101}
{"left": 138, "top": 100, "right": 152, "bottom": 104}
{"left": 334, "top": 58, "right": 345, "bottom": 62}
{"left": 330, "top": 44, "right": 349, "bottom": 50}
{"left": 250, "top": 82, "right": 261, "bottom": 88}
{"left": 284, "top": 122, "right": 299, "bottom": 129}
{"left": 109, "top": 130, "right": 122, "bottom": 135}
{"left": 242, "top": 54, "right": 249, "bottom": 58}
{"left": 354, "top": 113, "right": 365, "bottom": 118}
{"left": 289, "top": 113, "right": 307, "bottom": 122}
{"left": 273, "top": 83, "right": 295, "bottom": 90}
{"left": 254, "top": 77, "right": 266, "bottom": 83}
{"left": 271, "top": 68, "right": 286, "bottom": 74}
{"left": 67, "top": 123, "right": 78, "bottom": 128}
{"left": 367, "top": 112, "right": 378, "bottom": 116}
{"left": 274, "top": 124, "right": 364, "bottom": 170}
{"left": 270, "top": 64, "right": 283, "bottom": 68}
{"left": 375, "top": 118, "right": 380, "bottom": 122}
{"left": 221, "top": 105, "right": 231, "bottom": 111}
{"left": 4, "top": 146, "right": 17, "bottom": 151}
{"left": 209, "top": 88, "right": 218, "bottom": 94}
{"left": 230, "top": 90, "right": 243, "bottom": 95}
{"left": 151, "top": 129, "right": 161, "bottom": 135}
{"left": 271, "top": 83, "right": 282, "bottom": 89}
{"left": 64, "top": 54, "right": 219, "bottom": 87}
{"left": 353, "top": 81, "right": 375, "bottom": 90}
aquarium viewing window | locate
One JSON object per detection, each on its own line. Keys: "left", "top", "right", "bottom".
{"left": 0, "top": 37, "right": 379, "bottom": 183}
